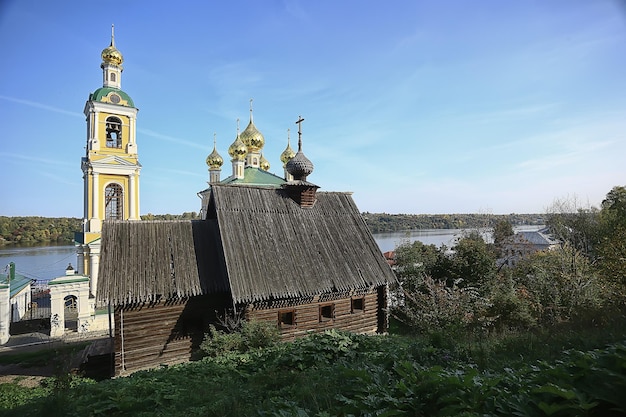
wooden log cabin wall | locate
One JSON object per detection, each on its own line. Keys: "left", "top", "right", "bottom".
{"left": 245, "top": 287, "right": 388, "bottom": 340}
{"left": 113, "top": 294, "right": 230, "bottom": 375}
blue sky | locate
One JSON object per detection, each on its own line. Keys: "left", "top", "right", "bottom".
{"left": 1, "top": 1, "right": 625, "bottom": 217}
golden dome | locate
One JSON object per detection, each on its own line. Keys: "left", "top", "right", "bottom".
{"left": 240, "top": 100, "right": 264, "bottom": 152}
{"left": 240, "top": 120, "right": 265, "bottom": 153}
{"left": 101, "top": 25, "right": 123, "bottom": 66}
{"left": 280, "top": 129, "right": 296, "bottom": 166}
{"left": 259, "top": 154, "right": 270, "bottom": 171}
{"left": 228, "top": 122, "right": 248, "bottom": 161}
{"left": 206, "top": 135, "right": 223, "bottom": 169}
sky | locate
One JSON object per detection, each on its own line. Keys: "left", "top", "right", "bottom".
{"left": 1, "top": 1, "right": 625, "bottom": 217}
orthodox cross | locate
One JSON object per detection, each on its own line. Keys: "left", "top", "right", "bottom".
{"left": 295, "top": 115, "right": 304, "bottom": 150}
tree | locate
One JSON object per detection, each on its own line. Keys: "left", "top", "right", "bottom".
{"left": 510, "top": 242, "right": 603, "bottom": 325}
{"left": 493, "top": 219, "right": 514, "bottom": 246}
{"left": 546, "top": 196, "right": 599, "bottom": 259}
{"left": 448, "top": 232, "right": 497, "bottom": 289}
{"left": 394, "top": 240, "right": 443, "bottom": 292}
{"left": 601, "top": 186, "right": 626, "bottom": 221}
{"left": 596, "top": 186, "right": 626, "bottom": 288}
{"left": 492, "top": 219, "right": 514, "bottom": 258}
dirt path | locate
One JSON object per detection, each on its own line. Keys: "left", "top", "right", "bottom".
{"left": 0, "top": 363, "right": 55, "bottom": 387}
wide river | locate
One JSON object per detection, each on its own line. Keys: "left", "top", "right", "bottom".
{"left": 1, "top": 227, "right": 542, "bottom": 281}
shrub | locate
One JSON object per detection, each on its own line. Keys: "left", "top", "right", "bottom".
{"left": 239, "top": 320, "right": 280, "bottom": 350}
{"left": 200, "top": 320, "right": 279, "bottom": 357}
{"left": 391, "top": 275, "right": 494, "bottom": 341}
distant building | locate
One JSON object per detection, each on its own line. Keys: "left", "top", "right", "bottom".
{"left": 499, "top": 227, "right": 560, "bottom": 267}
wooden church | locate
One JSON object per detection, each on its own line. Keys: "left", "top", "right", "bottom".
{"left": 85, "top": 30, "right": 396, "bottom": 376}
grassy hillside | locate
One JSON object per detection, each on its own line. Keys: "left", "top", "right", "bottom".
{"left": 2, "top": 315, "right": 625, "bottom": 417}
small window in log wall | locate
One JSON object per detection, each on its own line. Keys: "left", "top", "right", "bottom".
{"left": 319, "top": 304, "right": 334, "bottom": 322}
{"left": 351, "top": 297, "right": 365, "bottom": 314}
{"left": 279, "top": 310, "right": 295, "bottom": 328}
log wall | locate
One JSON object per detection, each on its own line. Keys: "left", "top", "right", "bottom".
{"left": 245, "top": 287, "right": 384, "bottom": 340}
{"left": 113, "top": 294, "right": 230, "bottom": 376}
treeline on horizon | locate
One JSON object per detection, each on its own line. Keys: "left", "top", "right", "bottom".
{"left": 363, "top": 212, "right": 545, "bottom": 233}
{"left": 0, "top": 212, "right": 543, "bottom": 245}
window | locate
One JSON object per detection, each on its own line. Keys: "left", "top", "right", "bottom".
{"left": 105, "top": 116, "right": 122, "bottom": 148}
{"left": 110, "top": 73, "right": 116, "bottom": 82}
{"left": 319, "top": 304, "right": 334, "bottom": 322}
{"left": 278, "top": 310, "right": 295, "bottom": 328}
{"left": 105, "top": 183, "right": 123, "bottom": 220}
{"left": 64, "top": 295, "right": 77, "bottom": 310}
{"left": 351, "top": 297, "right": 365, "bottom": 314}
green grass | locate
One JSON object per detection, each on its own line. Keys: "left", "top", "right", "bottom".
{"left": 1, "top": 321, "right": 625, "bottom": 416}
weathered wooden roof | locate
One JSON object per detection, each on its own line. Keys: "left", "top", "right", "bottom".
{"left": 98, "top": 185, "right": 397, "bottom": 305}
{"left": 97, "top": 220, "right": 229, "bottom": 305}
{"left": 210, "top": 184, "right": 397, "bottom": 304}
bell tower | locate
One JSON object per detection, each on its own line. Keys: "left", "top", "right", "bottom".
{"left": 76, "top": 25, "right": 141, "bottom": 297}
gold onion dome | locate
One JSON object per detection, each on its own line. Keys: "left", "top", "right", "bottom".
{"left": 240, "top": 100, "right": 265, "bottom": 152}
{"left": 101, "top": 25, "right": 123, "bottom": 66}
{"left": 206, "top": 135, "right": 223, "bottom": 169}
{"left": 228, "top": 121, "right": 248, "bottom": 161}
{"left": 280, "top": 129, "right": 296, "bottom": 166}
{"left": 259, "top": 154, "right": 270, "bottom": 171}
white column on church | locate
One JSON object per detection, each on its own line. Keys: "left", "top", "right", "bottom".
{"left": 129, "top": 173, "right": 136, "bottom": 220}
{"left": 91, "top": 172, "right": 99, "bottom": 221}
{"left": 131, "top": 116, "right": 136, "bottom": 149}
{"left": 135, "top": 171, "right": 140, "bottom": 218}
{"left": 89, "top": 172, "right": 101, "bottom": 233}
{"left": 89, "top": 247, "right": 100, "bottom": 297}
{"left": 83, "top": 173, "right": 89, "bottom": 222}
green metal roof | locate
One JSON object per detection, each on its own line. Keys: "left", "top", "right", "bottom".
{"left": 9, "top": 273, "right": 32, "bottom": 298}
{"left": 90, "top": 87, "right": 135, "bottom": 107}
{"left": 221, "top": 166, "right": 286, "bottom": 187}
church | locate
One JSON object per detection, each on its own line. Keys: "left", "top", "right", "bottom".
{"left": 72, "top": 29, "right": 396, "bottom": 376}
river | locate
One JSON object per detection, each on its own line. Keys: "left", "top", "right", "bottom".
{"left": 0, "top": 244, "right": 77, "bottom": 281}
{"left": 0, "top": 226, "right": 543, "bottom": 281}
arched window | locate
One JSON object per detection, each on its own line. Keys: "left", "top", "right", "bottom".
{"left": 110, "top": 73, "right": 116, "bottom": 82}
{"left": 105, "top": 116, "right": 122, "bottom": 148}
{"left": 105, "top": 183, "right": 123, "bottom": 220}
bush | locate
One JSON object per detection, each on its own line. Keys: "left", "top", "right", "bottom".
{"left": 239, "top": 320, "right": 280, "bottom": 350}
{"left": 200, "top": 320, "right": 279, "bottom": 357}
{"left": 391, "top": 276, "right": 494, "bottom": 341}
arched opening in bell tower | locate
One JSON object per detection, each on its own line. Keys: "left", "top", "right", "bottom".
{"left": 105, "top": 183, "right": 124, "bottom": 220}
{"left": 105, "top": 116, "right": 122, "bottom": 148}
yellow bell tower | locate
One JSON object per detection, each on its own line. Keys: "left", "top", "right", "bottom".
{"left": 76, "top": 25, "right": 141, "bottom": 297}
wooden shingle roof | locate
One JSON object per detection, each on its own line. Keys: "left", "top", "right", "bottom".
{"left": 210, "top": 184, "right": 397, "bottom": 304}
{"left": 97, "top": 185, "right": 397, "bottom": 306}
{"left": 97, "top": 219, "right": 229, "bottom": 305}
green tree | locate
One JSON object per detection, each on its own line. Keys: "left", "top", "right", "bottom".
{"left": 546, "top": 197, "right": 599, "bottom": 259}
{"left": 492, "top": 219, "right": 513, "bottom": 247}
{"left": 448, "top": 232, "right": 497, "bottom": 289}
{"left": 511, "top": 242, "right": 603, "bottom": 325}
{"left": 596, "top": 186, "right": 626, "bottom": 288}
{"left": 394, "top": 240, "right": 442, "bottom": 289}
